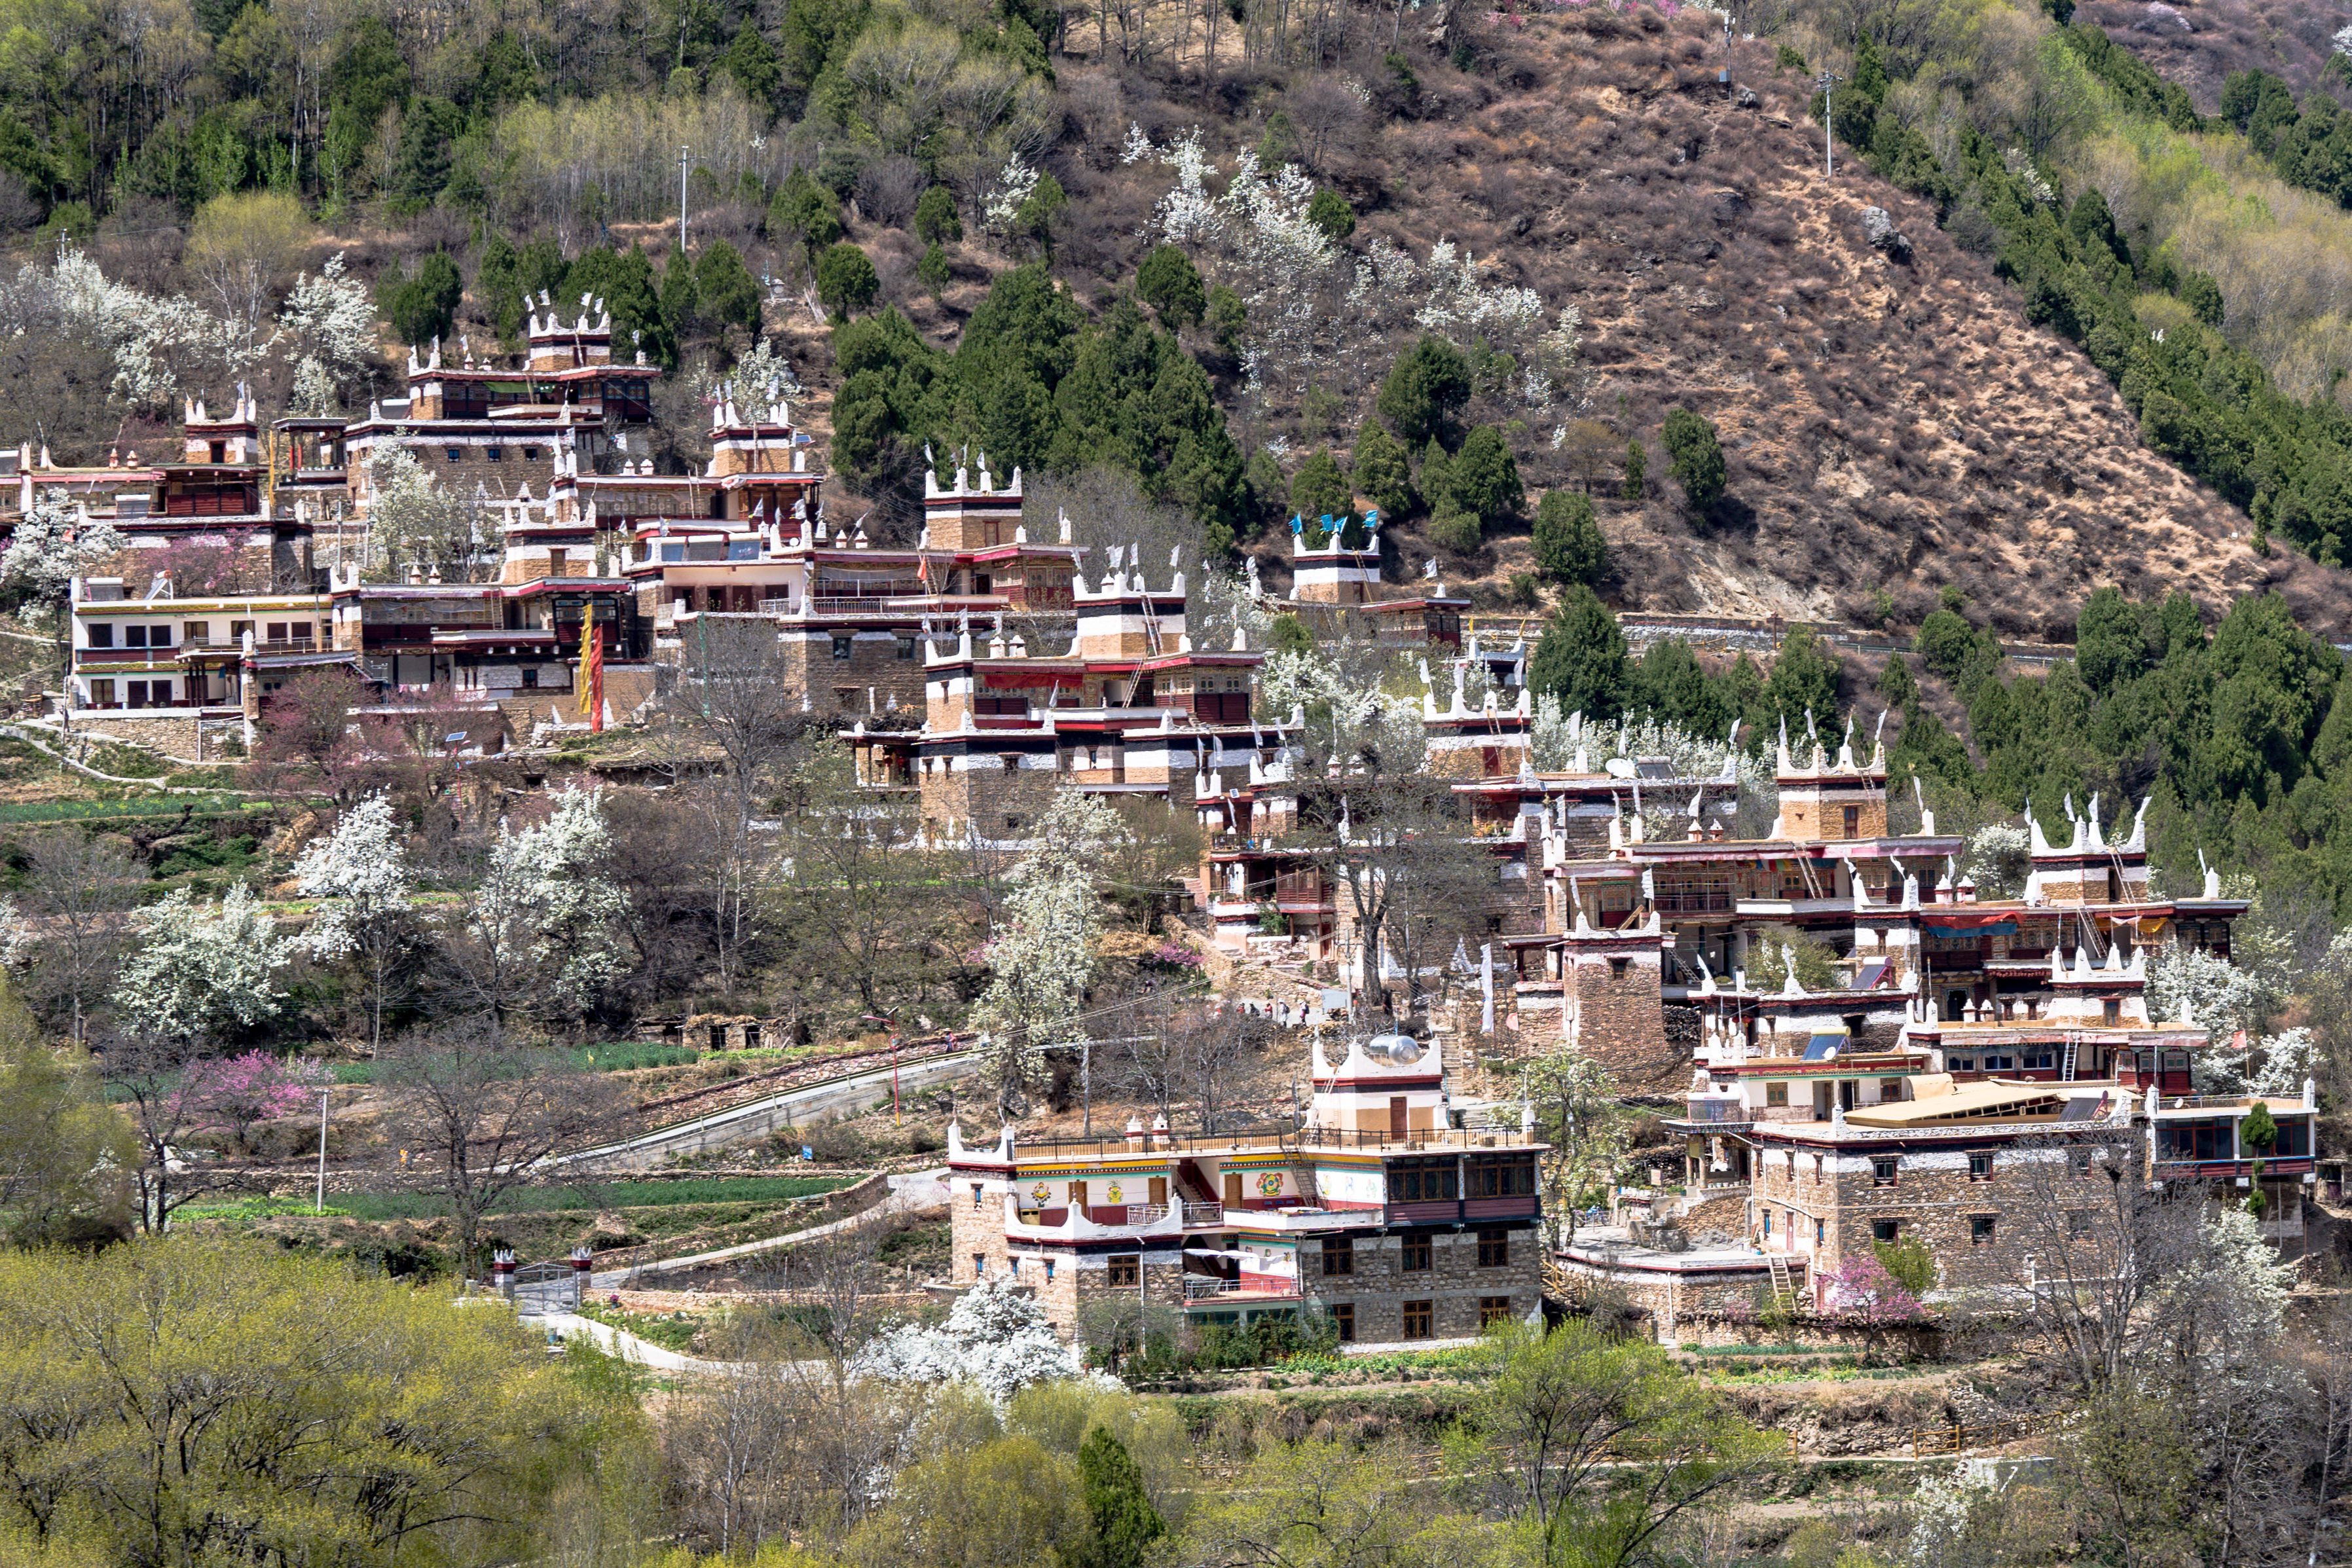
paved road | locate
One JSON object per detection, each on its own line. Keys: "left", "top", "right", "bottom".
{"left": 539, "top": 1311, "right": 744, "bottom": 1372}
{"left": 565, "top": 1051, "right": 976, "bottom": 1171}
{"left": 587, "top": 1169, "right": 952, "bottom": 1289}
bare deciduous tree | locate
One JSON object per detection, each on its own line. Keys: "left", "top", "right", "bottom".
{"left": 653, "top": 616, "right": 808, "bottom": 993}
{"left": 380, "top": 1020, "right": 631, "bottom": 1279}
{"left": 21, "top": 829, "right": 143, "bottom": 1044}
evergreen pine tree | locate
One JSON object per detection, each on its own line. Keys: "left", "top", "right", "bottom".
{"left": 1529, "top": 585, "right": 1628, "bottom": 723}
{"left": 1078, "top": 1428, "right": 1165, "bottom": 1568}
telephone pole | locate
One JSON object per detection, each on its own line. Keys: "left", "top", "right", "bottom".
{"left": 677, "top": 145, "right": 691, "bottom": 251}
{"left": 1816, "top": 70, "right": 1841, "bottom": 178}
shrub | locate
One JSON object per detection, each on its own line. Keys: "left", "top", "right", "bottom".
{"left": 378, "top": 252, "right": 462, "bottom": 346}
{"left": 914, "top": 184, "right": 963, "bottom": 246}
{"left": 1428, "top": 506, "right": 1482, "bottom": 555}
{"left": 1445, "top": 426, "right": 1523, "bottom": 522}
{"left": 1135, "top": 244, "right": 1205, "bottom": 330}
{"left": 1660, "top": 407, "right": 1726, "bottom": 515}
{"left": 1351, "top": 426, "right": 1415, "bottom": 517}
{"left": 1288, "top": 448, "right": 1351, "bottom": 524}
{"left": 1377, "top": 335, "right": 1472, "bottom": 447}
{"left": 1207, "top": 285, "right": 1247, "bottom": 356}
{"left": 816, "top": 243, "right": 879, "bottom": 318}
{"left": 693, "top": 240, "right": 762, "bottom": 338}
{"left": 917, "top": 242, "right": 949, "bottom": 299}
{"left": 1503, "top": 571, "right": 1539, "bottom": 608}
{"left": 769, "top": 169, "right": 842, "bottom": 259}
{"left": 1532, "top": 489, "right": 1607, "bottom": 583}
{"left": 1621, "top": 435, "right": 1647, "bottom": 500}
{"left": 1306, "top": 187, "right": 1355, "bottom": 240}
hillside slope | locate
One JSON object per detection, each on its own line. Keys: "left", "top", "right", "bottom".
{"left": 2078, "top": 0, "right": 2352, "bottom": 111}
{"left": 1036, "top": 8, "right": 2352, "bottom": 638}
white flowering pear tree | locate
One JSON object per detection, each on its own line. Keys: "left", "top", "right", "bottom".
{"left": 2148, "top": 945, "right": 2277, "bottom": 1091}
{"left": 293, "top": 792, "right": 415, "bottom": 1048}
{"left": 968, "top": 792, "right": 1118, "bottom": 1115}
{"left": 362, "top": 445, "right": 502, "bottom": 584}
{"left": 1126, "top": 125, "right": 1579, "bottom": 413}
{"left": 278, "top": 254, "right": 377, "bottom": 415}
{"left": 117, "top": 884, "right": 293, "bottom": 1045}
{"left": 854, "top": 1275, "right": 1104, "bottom": 1405}
{"left": 1, "top": 488, "right": 124, "bottom": 636}
{"left": 460, "top": 787, "right": 629, "bottom": 1031}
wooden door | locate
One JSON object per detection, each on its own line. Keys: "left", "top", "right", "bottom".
{"left": 1069, "top": 1180, "right": 1088, "bottom": 1214}
{"left": 1148, "top": 1176, "right": 1167, "bottom": 1207}
{"left": 1389, "top": 1097, "right": 1408, "bottom": 1137}
{"left": 1222, "top": 1171, "right": 1243, "bottom": 1206}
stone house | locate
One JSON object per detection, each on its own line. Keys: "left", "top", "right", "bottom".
{"left": 946, "top": 1030, "right": 1545, "bottom": 1349}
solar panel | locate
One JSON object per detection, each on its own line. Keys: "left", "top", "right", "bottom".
{"left": 2058, "top": 1095, "right": 2108, "bottom": 1123}
{"left": 1854, "top": 958, "right": 1889, "bottom": 989}
{"left": 1801, "top": 1032, "right": 1846, "bottom": 1060}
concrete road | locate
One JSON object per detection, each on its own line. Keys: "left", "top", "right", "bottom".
{"left": 588, "top": 1169, "right": 952, "bottom": 1290}
{"left": 566, "top": 1051, "right": 975, "bottom": 1171}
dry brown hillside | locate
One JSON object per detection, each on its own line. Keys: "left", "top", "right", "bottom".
{"left": 786, "top": 5, "right": 2352, "bottom": 638}
{"left": 1270, "top": 7, "right": 2352, "bottom": 638}
{"left": 2079, "top": 0, "right": 2352, "bottom": 111}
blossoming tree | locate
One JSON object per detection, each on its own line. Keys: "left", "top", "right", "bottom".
{"left": 293, "top": 792, "right": 415, "bottom": 1048}
{"left": 968, "top": 792, "right": 1118, "bottom": 1115}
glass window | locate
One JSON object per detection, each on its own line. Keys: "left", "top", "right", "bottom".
{"left": 1970, "top": 1216, "right": 1996, "bottom": 1245}
{"left": 1107, "top": 1254, "right": 1139, "bottom": 1287}
{"left": 1477, "top": 1228, "right": 1509, "bottom": 1267}
{"left": 1321, "top": 1237, "right": 1353, "bottom": 1277}
{"left": 86, "top": 623, "right": 113, "bottom": 648}
{"left": 1968, "top": 1152, "right": 1993, "bottom": 1181}
{"left": 1871, "top": 1219, "right": 1899, "bottom": 1243}
{"left": 1479, "top": 1296, "right": 1513, "bottom": 1327}
{"left": 832, "top": 636, "right": 853, "bottom": 660}
{"left": 487, "top": 447, "right": 504, "bottom": 461}
{"left": 1402, "top": 1300, "right": 1433, "bottom": 1340}
{"left": 124, "top": 625, "right": 147, "bottom": 647}
{"left": 1401, "top": 1235, "right": 1431, "bottom": 1271}
{"left": 1872, "top": 1157, "right": 1898, "bottom": 1186}
{"left": 1765, "top": 1082, "right": 1789, "bottom": 1106}
{"left": 1332, "top": 1303, "right": 1355, "bottom": 1342}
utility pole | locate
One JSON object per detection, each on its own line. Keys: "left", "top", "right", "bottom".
{"left": 1817, "top": 70, "right": 1841, "bottom": 178}
{"left": 315, "top": 1086, "right": 331, "bottom": 1214}
{"left": 677, "top": 145, "right": 691, "bottom": 251}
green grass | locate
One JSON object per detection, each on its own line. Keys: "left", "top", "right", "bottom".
{"left": 329, "top": 1175, "right": 856, "bottom": 1222}
{"left": 177, "top": 1195, "right": 353, "bottom": 1221}
{"left": 578, "top": 1302, "right": 705, "bottom": 1353}
{"left": 327, "top": 1042, "right": 697, "bottom": 1085}
{"left": 0, "top": 795, "right": 255, "bottom": 822}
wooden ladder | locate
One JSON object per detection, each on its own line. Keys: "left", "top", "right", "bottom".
{"left": 1766, "top": 1253, "right": 1799, "bottom": 1313}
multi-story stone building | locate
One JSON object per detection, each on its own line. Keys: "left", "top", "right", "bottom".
{"left": 946, "top": 1030, "right": 1545, "bottom": 1347}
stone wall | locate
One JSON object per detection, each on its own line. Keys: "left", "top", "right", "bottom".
{"left": 1295, "top": 1225, "right": 1543, "bottom": 1343}
{"left": 1752, "top": 1141, "right": 2093, "bottom": 1294}
{"left": 67, "top": 711, "right": 217, "bottom": 764}
{"left": 781, "top": 626, "right": 929, "bottom": 717}
{"left": 1570, "top": 955, "right": 1681, "bottom": 1088}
